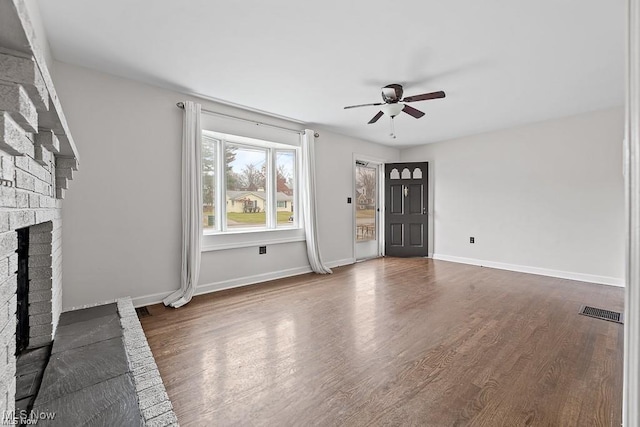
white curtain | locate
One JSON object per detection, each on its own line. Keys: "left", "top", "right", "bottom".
{"left": 164, "top": 101, "right": 203, "bottom": 308}
{"left": 301, "top": 129, "right": 332, "bottom": 274}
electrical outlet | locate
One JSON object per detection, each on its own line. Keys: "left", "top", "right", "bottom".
{"left": 347, "top": 197, "right": 352, "bottom": 204}
{"left": 259, "top": 246, "right": 267, "bottom": 254}
{"left": 470, "top": 237, "right": 475, "bottom": 244}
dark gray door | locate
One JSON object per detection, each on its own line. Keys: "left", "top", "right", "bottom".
{"left": 385, "top": 162, "right": 428, "bottom": 257}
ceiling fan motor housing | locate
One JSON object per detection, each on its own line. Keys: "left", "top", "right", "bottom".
{"left": 382, "top": 83, "right": 403, "bottom": 103}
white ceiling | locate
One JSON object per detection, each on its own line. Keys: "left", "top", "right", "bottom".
{"left": 37, "top": 0, "right": 625, "bottom": 147}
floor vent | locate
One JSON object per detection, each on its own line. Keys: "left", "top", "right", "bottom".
{"left": 579, "top": 305, "right": 623, "bottom": 324}
{"left": 135, "top": 306, "right": 151, "bottom": 318}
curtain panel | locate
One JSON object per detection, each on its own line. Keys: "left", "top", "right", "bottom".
{"left": 301, "top": 129, "right": 332, "bottom": 274}
{"left": 164, "top": 101, "right": 203, "bottom": 308}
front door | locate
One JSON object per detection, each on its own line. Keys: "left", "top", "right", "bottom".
{"left": 385, "top": 162, "right": 428, "bottom": 257}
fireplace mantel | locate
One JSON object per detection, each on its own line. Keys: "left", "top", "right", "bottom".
{"left": 0, "top": 0, "right": 79, "bottom": 162}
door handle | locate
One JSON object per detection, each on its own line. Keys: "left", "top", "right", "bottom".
{"left": 403, "top": 185, "right": 408, "bottom": 197}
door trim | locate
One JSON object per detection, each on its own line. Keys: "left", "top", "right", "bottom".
{"left": 624, "top": 0, "right": 640, "bottom": 423}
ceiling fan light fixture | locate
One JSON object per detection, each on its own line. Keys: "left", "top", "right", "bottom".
{"left": 382, "top": 103, "right": 404, "bottom": 118}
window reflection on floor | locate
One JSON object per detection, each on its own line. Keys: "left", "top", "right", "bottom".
{"left": 353, "top": 268, "right": 378, "bottom": 355}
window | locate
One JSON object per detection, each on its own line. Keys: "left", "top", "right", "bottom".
{"left": 202, "top": 130, "right": 299, "bottom": 234}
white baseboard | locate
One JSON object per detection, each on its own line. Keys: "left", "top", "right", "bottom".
{"left": 130, "top": 257, "right": 357, "bottom": 308}
{"left": 432, "top": 253, "right": 624, "bottom": 287}
{"left": 130, "top": 291, "right": 174, "bottom": 308}
{"left": 327, "top": 257, "right": 356, "bottom": 268}
{"left": 195, "top": 265, "right": 315, "bottom": 297}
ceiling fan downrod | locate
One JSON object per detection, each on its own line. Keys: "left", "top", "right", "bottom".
{"left": 390, "top": 117, "right": 396, "bottom": 139}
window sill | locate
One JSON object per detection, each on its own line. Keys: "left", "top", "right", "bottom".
{"left": 201, "top": 227, "right": 305, "bottom": 252}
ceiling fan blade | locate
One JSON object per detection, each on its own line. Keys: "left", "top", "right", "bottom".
{"left": 402, "top": 90, "right": 446, "bottom": 103}
{"left": 344, "top": 102, "right": 384, "bottom": 110}
{"left": 402, "top": 104, "right": 425, "bottom": 119}
{"left": 368, "top": 111, "right": 384, "bottom": 124}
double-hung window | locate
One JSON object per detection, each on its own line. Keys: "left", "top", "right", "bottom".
{"left": 202, "top": 130, "right": 299, "bottom": 234}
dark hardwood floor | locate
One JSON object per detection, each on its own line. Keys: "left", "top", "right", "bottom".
{"left": 140, "top": 258, "right": 624, "bottom": 426}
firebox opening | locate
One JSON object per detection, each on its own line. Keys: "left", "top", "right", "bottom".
{"left": 14, "top": 225, "right": 54, "bottom": 416}
{"left": 16, "top": 227, "right": 29, "bottom": 355}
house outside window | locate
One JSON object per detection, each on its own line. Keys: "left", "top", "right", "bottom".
{"left": 202, "top": 130, "right": 298, "bottom": 234}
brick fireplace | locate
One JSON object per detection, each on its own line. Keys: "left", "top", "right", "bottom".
{"left": 0, "top": 3, "right": 178, "bottom": 424}
{"left": 0, "top": 0, "right": 79, "bottom": 416}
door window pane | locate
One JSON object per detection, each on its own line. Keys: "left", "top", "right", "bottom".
{"left": 226, "top": 144, "right": 267, "bottom": 229}
{"left": 356, "top": 165, "right": 376, "bottom": 241}
{"left": 276, "top": 150, "right": 295, "bottom": 226}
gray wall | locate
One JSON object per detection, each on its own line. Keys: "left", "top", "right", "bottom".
{"left": 53, "top": 61, "right": 399, "bottom": 309}
{"left": 53, "top": 62, "right": 625, "bottom": 308}
{"left": 401, "top": 108, "right": 625, "bottom": 284}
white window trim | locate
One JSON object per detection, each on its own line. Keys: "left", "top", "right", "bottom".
{"left": 202, "top": 228, "right": 305, "bottom": 252}
{"left": 202, "top": 130, "right": 302, "bottom": 251}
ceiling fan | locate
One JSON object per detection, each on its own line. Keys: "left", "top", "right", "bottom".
{"left": 344, "top": 84, "right": 445, "bottom": 138}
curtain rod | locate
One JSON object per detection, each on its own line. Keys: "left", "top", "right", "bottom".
{"left": 176, "top": 102, "right": 318, "bottom": 137}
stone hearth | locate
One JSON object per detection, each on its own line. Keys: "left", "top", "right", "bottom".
{"left": 30, "top": 298, "right": 177, "bottom": 426}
